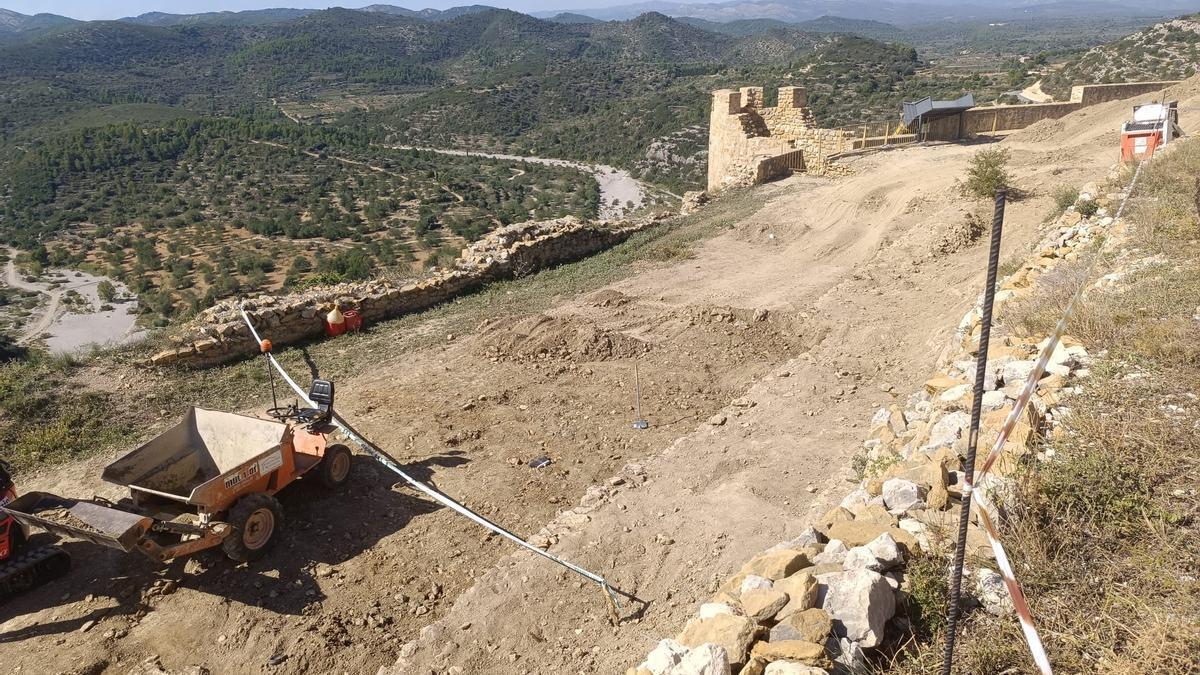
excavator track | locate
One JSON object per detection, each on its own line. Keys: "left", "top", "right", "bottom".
{"left": 0, "top": 545, "right": 70, "bottom": 601}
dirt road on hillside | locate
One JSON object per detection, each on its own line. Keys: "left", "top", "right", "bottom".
{"left": 387, "top": 144, "right": 649, "bottom": 219}
{"left": 5, "top": 255, "right": 62, "bottom": 344}
{"left": 5, "top": 80, "right": 1198, "bottom": 675}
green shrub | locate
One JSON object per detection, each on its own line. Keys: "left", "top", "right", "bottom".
{"left": 960, "top": 148, "right": 1013, "bottom": 200}
{"left": 1076, "top": 198, "right": 1099, "bottom": 217}
{"left": 1053, "top": 185, "right": 1079, "bottom": 211}
{"left": 902, "top": 552, "right": 949, "bottom": 640}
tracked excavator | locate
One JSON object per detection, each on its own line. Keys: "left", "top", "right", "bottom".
{"left": 0, "top": 460, "right": 71, "bottom": 601}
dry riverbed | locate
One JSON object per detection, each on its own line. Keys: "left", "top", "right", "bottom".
{"left": 3, "top": 254, "right": 144, "bottom": 354}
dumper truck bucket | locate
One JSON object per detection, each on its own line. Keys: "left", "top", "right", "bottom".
{"left": 1, "top": 492, "right": 152, "bottom": 552}
{"left": 102, "top": 407, "right": 289, "bottom": 508}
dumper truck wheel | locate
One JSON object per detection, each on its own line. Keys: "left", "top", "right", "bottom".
{"left": 317, "top": 444, "right": 352, "bottom": 489}
{"left": 223, "top": 493, "right": 284, "bottom": 562}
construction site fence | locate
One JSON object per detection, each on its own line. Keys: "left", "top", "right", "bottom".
{"left": 826, "top": 120, "right": 919, "bottom": 155}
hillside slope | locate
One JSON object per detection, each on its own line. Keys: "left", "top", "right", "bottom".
{"left": 1043, "top": 14, "right": 1200, "bottom": 97}
{"left": 0, "top": 8, "right": 77, "bottom": 40}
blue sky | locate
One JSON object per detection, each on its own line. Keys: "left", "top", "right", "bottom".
{"left": 2, "top": 0, "right": 633, "bottom": 19}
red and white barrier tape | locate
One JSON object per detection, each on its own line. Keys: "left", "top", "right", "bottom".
{"left": 959, "top": 158, "right": 1149, "bottom": 675}
{"left": 976, "top": 159, "right": 1146, "bottom": 483}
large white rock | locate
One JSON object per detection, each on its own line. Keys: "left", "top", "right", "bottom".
{"left": 640, "top": 639, "right": 689, "bottom": 674}
{"left": 926, "top": 411, "right": 969, "bottom": 449}
{"left": 938, "top": 383, "right": 971, "bottom": 405}
{"left": 780, "top": 526, "right": 824, "bottom": 550}
{"left": 865, "top": 532, "right": 904, "bottom": 569}
{"left": 740, "top": 575, "right": 774, "bottom": 594}
{"left": 839, "top": 488, "right": 872, "bottom": 510}
{"left": 981, "top": 390, "right": 1008, "bottom": 411}
{"left": 663, "top": 643, "right": 731, "bottom": 675}
{"left": 897, "top": 517, "right": 931, "bottom": 551}
{"left": 882, "top": 477, "right": 925, "bottom": 513}
{"left": 1046, "top": 363, "right": 1071, "bottom": 378}
{"left": 1002, "top": 360, "right": 1038, "bottom": 386}
{"left": 843, "top": 532, "right": 903, "bottom": 572}
{"left": 974, "top": 568, "right": 1013, "bottom": 616}
{"left": 870, "top": 407, "right": 891, "bottom": 428}
{"left": 820, "top": 568, "right": 896, "bottom": 647}
{"left": 813, "top": 539, "right": 848, "bottom": 566}
{"left": 842, "top": 546, "right": 881, "bottom": 572}
{"left": 955, "top": 359, "right": 1003, "bottom": 392}
{"left": 699, "top": 603, "right": 736, "bottom": 620}
{"left": 1037, "top": 337, "right": 1074, "bottom": 369}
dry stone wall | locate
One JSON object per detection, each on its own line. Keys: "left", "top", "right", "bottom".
{"left": 708, "top": 86, "right": 851, "bottom": 193}
{"left": 627, "top": 180, "right": 1131, "bottom": 675}
{"left": 150, "top": 216, "right": 665, "bottom": 368}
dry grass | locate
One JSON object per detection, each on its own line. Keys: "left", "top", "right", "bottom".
{"left": 892, "top": 142, "right": 1200, "bottom": 674}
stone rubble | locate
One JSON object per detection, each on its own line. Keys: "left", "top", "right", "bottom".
{"left": 629, "top": 183, "right": 1118, "bottom": 674}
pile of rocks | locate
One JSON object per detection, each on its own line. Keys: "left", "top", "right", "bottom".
{"left": 681, "top": 191, "right": 710, "bottom": 216}
{"left": 149, "top": 215, "right": 665, "bottom": 368}
{"left": 629, "top": 186, "right": 1125, "bottom": 675}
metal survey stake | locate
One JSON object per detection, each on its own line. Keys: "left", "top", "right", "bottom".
{"left": 632, "top": 362, "right": 649, "bottom": 430}
{"left": 942, "top": 187, "right": 1007, "bottom": 675}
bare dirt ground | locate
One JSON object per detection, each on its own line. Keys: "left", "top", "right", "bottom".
{"left": 5, "top": 82, "right": 1198, "bottom": 675}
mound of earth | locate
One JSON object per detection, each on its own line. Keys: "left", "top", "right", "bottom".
{"left": 479, "top": 315, "right": 651, "bottom": 363}
{"left": 589, "top": 289, "right": 635, "bottom": 308}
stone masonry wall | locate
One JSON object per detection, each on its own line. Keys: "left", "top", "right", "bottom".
{"left": 925, "top": 80, "right": 1181, "bottom": 141}
{"left": 708, "top": 86, "right": 851, "bottom": 193}
{"left": 627, "top": 177, "right": 1131, "bottom": 675}
{"left": 1072, "top": 80, "right": 1178, "bottom": 105}
{"left": 150, "top": 216, "right": 665, "bottom": 368}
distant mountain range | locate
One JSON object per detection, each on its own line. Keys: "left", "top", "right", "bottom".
{"left": 0, "top": 5, "right": 502, "bottom": 36}
{"left": 675, "top": 15, "right": 900, "bottom": 39}
{"left": 537, "top": 0, "right": 1200, "bottom": 25}
{"left": 0, "top": 7, "right": 77, "bottom": 35}
{"left": 2, "top": 0, "right": 1198, "bottom": 37}
{"left": 120, "top": 8, "right": 314, "bottom": 26}
{"left": 118, "top": 4, "right": 500, "bottom": 26}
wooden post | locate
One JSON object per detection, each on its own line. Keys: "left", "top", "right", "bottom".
{"left": 861, "top": 126, "right": 868, "bottom": 149}
{"left": 884, "top": 123, "right": 890, "bottom": 146}
{"left": 992, "top": 112, "right": 999, "bottom": 135}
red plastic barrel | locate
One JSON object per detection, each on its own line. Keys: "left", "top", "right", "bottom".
{"left": 343, "top": 309, "right": 363, "bottom": 333}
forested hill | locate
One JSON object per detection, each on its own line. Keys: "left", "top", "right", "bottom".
{"left": 0, "top": 6, "right": 937, "bottom": 190}
{"left": 0, "top": 4, "right": 988, "bottom": 206}
{"left": 0, "top": 7, "right": 897, "bottom": 96}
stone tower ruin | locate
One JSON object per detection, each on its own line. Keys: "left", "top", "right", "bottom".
{"left": 707, "top": 86, "right": 848, "bottom": 193}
